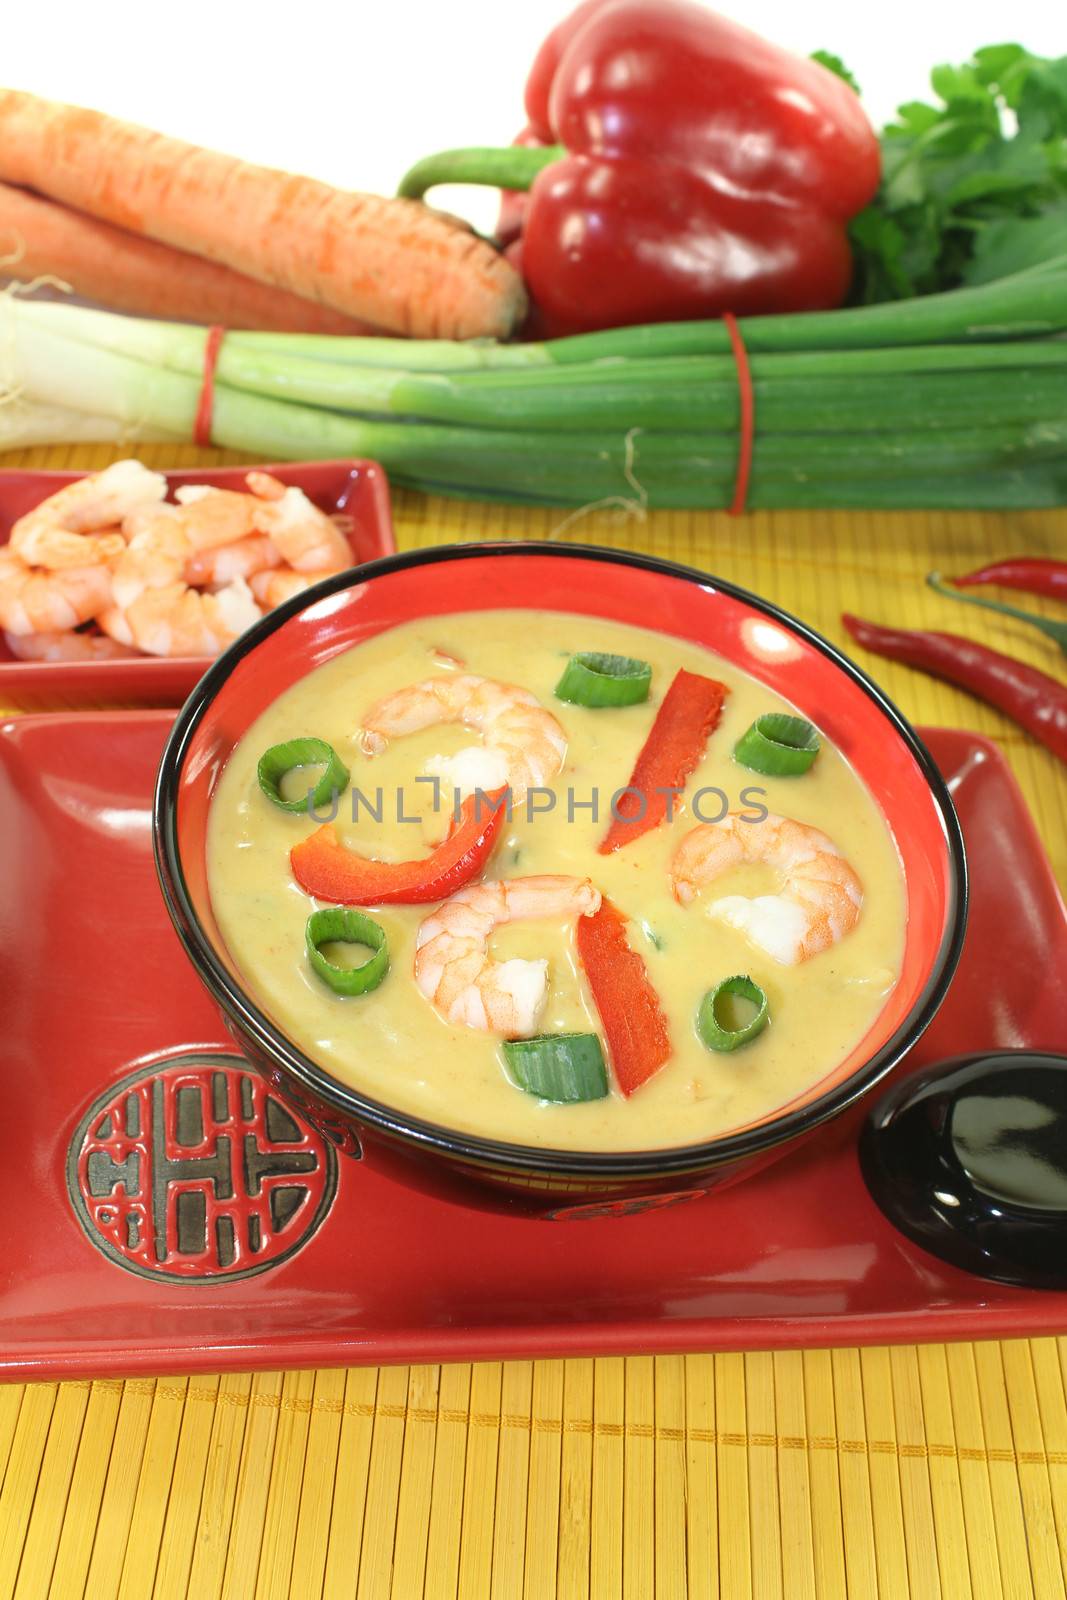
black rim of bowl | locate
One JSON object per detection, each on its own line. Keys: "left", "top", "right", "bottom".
{"left": 154, "top": 540, "right": 969, "bottom": 1180}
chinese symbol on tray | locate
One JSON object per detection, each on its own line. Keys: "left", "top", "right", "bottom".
{"left": 67, "top": 1055, "right": 337, "bottom": 1282}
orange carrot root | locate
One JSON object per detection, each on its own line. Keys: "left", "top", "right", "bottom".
{"left": 0, "top": 92, "right": 527, "bottom": 340}
{"left": 0, "top": 180, "right": 382, "bottom": 333}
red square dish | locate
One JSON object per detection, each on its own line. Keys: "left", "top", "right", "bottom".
{"left": 0, "top": 458, "right": 394, "bottom": 708}
{"left": 1, "top": 710, "right": 1062, "bottom": 1380}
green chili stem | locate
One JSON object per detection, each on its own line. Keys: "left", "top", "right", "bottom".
{"left": 927, "top": 572, "right": 1067, "bottom": 656}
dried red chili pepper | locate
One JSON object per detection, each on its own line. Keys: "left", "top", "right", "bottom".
{"left": 951, "top": 559, "right": 1067, "bottom": 603}
{"left": 842, "top": 613, "right": 1067, "bottom": 764}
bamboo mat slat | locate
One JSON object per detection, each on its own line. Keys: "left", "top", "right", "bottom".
{"left": 390, "top": 1365, "right": 439, "bottom": 1599}
{"left": 653, "top": 1355, "right": 686, "bottom": 1600}
{"left": 831, "top": 1349, "right": 879, "bottom": 1599}
{"left": 424, "top": 1364, "right": 471, "bottom": 1600}
{"left": 591, "top": 1359, "right": 624, "bottom": 1597}
{"left": 491, "top": 1361, "right": 532, "bottom": 1595}
{"left": 525, "top": 1361, "right": 565, "bottom": 1600}
{"left": 322, "top": 1367, "right": 376, "bottom": 1597}
{"left": 1, "top": 442, "right": 1066, "bottom": 1596}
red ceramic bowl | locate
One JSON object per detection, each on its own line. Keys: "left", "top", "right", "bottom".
{"left": 154, "top": 544, "right": 967, "bottom": 1215}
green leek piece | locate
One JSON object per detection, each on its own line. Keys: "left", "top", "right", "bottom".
{"left": 305, "top": 908, "right": 389, "bottom": 996}
{"left": 503, "top": 1033, "right": 609, "bottom": 1102}
{"left": 257, "top": 737, "right": 349, "bottom": 813}
{"left": 697, "top": 975, "right": 770, "bottom": 1053}
{"left": 734, "top": 714, "right": 821, "bottom": 776}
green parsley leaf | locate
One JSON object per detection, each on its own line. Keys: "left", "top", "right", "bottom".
{"left": 849, "top": 43, "right": 1067, "bottom": 303}
{"left": 811, "top": 50, "right": 861, "bottom": 96}
{"left": 964, "top": 203, "right": 1067, "bottom": 284}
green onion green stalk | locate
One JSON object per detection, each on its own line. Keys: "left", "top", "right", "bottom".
{"left": 734, "top": 715, "right": 821, "bottom": 776}
{"left": 257, "top": 737, "right": 350, "bottom": 813}
{"left": 3, "top": 258, "right": 1067, "bottom": 509}
{"left": 305, "top": 908, "right": 389, "bottom": 997}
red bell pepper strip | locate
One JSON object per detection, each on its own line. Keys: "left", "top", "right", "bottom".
{"left": 599, "top": 668, "right": 728, "bottom": 854}
{"left": 400, "top": 0, "right": 880, "bottom": 337}
{"left": 576, "top": 897, "right": 672, "bottom": 1095}
{"left": 842, "top": 614, "right": 1067, "bottom": 765}
{"left": 951, "top": 559, "right": 1067, "bottom": 603}
{"left": 290, "top": 789, "right": 508, "bottom": 905}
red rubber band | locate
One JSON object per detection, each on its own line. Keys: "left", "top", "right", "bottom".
{"left": 722, "top": 312, "right": 754, "bottom": 516}
{"left": 194, "top": 325, "right": 226, "bottom": 448}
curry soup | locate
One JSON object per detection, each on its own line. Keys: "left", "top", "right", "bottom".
{"left": 206, "top": 610, "right": 905, "bottom": 1151}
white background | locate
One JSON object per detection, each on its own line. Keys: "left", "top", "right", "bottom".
{"left": 7, "top": 0, "right": 1063, "bottom": 232}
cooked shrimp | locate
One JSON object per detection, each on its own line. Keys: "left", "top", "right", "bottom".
{"left": 360, "top": 674, "right": 568, "bottom": 801}
{"left": 244, "top": 470, "right": 287, "bottom": 502}
{"left": 114, "top": 497, "right": 275, "bottom": 610}
{"left": 172, "top": 485, "right": 259, "bottom": 546}
{"left": 3, "top": 627, "right": 138, "bottom": 662}
{"left": 670, "top": 813, "right": 863, "bottom": 965}
{"left": 246, "top": 472, "right": 351, "bottom": 573}
{"left": 249, "top": 568, "right": 314, "bottom": 609}
{"left": 185, "top": 535, "right": 283, "bottom": 587}
{"left": 100, "top": 576, "right": 260, "bottom": 657}
{"left": 111, "top": 507, "right": 189, "bottom": 609}
{"left": 9, "top": 459, "right": 165, "bottom": 569}
{"left": 0, "top": 547, "right": 114, "bottom": 634}
{"left": 6, "top": 527, "right": 127, "bottom": 572}
{"left": 121, "top": 503, "right": 183, "bottom": 540}
{"left": 415, "top": 875, "right": 602, "bottom": 1035}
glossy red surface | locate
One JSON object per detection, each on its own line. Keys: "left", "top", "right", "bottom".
{"left": 1, "top": 715, "right": 1058, "bottom": 1381}
{"left": 0, "top": 459, "right": 394, "bottom": 708}
{"left": 505, "top": 0, "right": 880, "bottom": 334}
{"left": 160, "top": 548, "right": 963, "bottom": 1203}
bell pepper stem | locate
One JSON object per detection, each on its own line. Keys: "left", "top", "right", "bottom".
{"left": 397, "top": 145, "right": 565, "bottom": 200}
{"left": 927, "top": 572, "right": 1067, "bottom": 657}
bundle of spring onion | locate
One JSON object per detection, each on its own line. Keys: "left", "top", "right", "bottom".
{"left": 2, "top": 259, "right": 1066, "bottom": 509}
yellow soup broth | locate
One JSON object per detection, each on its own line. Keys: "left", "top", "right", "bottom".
{"left": 207, "top": 610, "right": 905, "bottom": 1151}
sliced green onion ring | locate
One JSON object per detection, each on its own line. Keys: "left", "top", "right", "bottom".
{"left": 734, "top": 713, "right": 821, "bottom": 776}
{"left": 503, "top": 1032, "right": 609, "bottom": 1102}
{"left": 257, "top": 736, "right": 349, "bottom": 813}
{"left": 555, "top": 651, "right": 652, "bottom": 708}
{"left": 697, "top": 975, "right": 770, "bottom": 1053}
{"left": 305, "top": 908, "right": 389, "bottom": 996}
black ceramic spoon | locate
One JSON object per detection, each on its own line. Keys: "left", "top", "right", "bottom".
{"left": 860, "top": 1051, "right": 1067, "bottom": 1290}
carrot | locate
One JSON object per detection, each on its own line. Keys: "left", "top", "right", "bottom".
{"left": 0, "top": 182, "right": 379, "bottom": 333}
{"left": 0, "top": 92, "right": 527, "bottom": 340}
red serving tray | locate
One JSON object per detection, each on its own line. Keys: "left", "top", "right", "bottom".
{"left": 1, "top": 717, "right": 1065, "bottom": 1380}
{"left": 0, "top": 459, "right": 394, "bottom": 709}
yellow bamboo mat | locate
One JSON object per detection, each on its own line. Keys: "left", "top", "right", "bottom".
{"left": 2, "top": 442, "right": 1067, "bottom": 1598}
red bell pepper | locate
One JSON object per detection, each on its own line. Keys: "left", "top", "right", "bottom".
{"left": 400, "top": 0, "right": 880, "bottom": 337}
{"left": 576, "top": 897, "right": 672, "bottom": 1094}
{"left": 599, "top": 668, "right": 728, "bottom": 854}
{"left": 290, "top": 790, "right": 507, "bottom": 905}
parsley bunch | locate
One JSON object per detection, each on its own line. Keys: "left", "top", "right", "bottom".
{"left": 834, "top": 45, "right": 1067, "bottom": 303}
